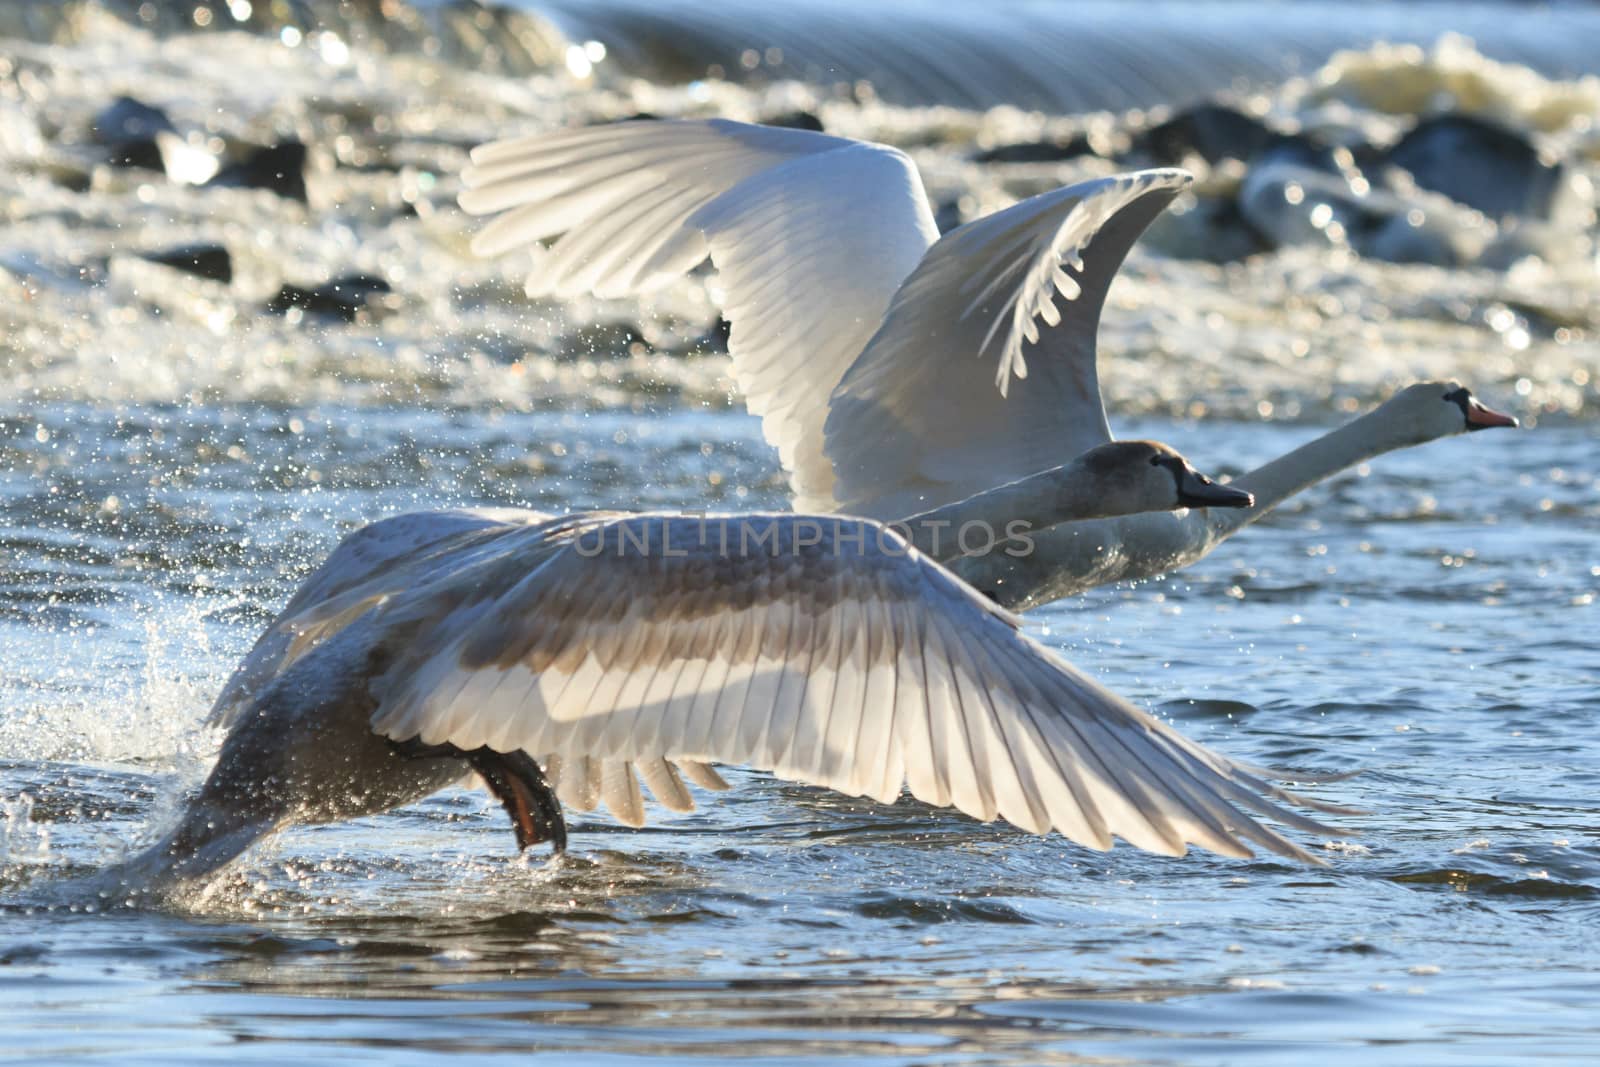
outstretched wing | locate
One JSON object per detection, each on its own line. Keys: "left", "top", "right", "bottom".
{"left": 459, "top": 119, "right": 940, "bottom": 509}
{"left": 365, "top": 513, "right": 1348, "bottom": 862}
{"left": 205, "top": 509, "right": 550, "bottom": 730}
{"left": 823, "top": 170, "right": 1192, "bottom": 518}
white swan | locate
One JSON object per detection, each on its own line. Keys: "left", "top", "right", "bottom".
{"left": 458, "top": 118, "right": 1516, "bottom": 608}
{"left": 117, "top": 442, "right": 1348, "bottom": 886}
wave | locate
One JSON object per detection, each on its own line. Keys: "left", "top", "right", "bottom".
{"left": 533, "top": 0, "right": 1600, "bottom": 112}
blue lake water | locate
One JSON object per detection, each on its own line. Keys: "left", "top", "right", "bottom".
{"left": 3, "top": 404, "right": 1597, "bottom": 1063}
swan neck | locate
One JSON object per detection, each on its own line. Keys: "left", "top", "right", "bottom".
{"left": 898, "top": 464, "right": 1103, "bottom": 560}
{"left": 1217, "top": 403, "right": 1414, "bottom": 536}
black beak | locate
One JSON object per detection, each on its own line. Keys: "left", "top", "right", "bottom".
{"left": 1177, "top": 467, "right": 1254, "bottom": 509}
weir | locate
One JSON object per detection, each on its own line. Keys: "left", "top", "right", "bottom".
{"left": 531, "top": 0, "right": 1600, "bottom": 110}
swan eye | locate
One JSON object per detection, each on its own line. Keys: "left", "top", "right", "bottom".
{"left": 1149, "top": 455, "right": 1162, "bottom": 466}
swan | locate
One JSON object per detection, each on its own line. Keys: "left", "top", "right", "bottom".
{"left": 942, "top": 381, "right": 1516, "bottom": 606}
{"left": 113, "top": 441, "right": 1350, "bottom": 887}
{"left": 458, "top": 118, "right": 1517, "bottom": 608}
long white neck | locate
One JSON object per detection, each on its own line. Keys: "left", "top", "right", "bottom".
{"left": 948, "top": 400, "right": 1442, "bottom": 611}
{"left": 1212, "top": 402, "right": 1423, "bottom": 539}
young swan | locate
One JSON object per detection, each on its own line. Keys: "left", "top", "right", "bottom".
{"left": 105, "top": 441, "right": 1347, "bottom": 891}
{"left": 896, "top": 439, "right": 1251, "bottom": 561}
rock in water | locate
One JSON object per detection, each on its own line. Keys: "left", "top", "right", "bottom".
{"left": 209, "top": 141, "right": 310, "bottom": 203}
{"left": 139, "top": 244, "right": 233, "bottom": 284}
{"left": 764, "top": 111, "right": 824, "bottom": 132}
{"left": 1132, "top": 104, "right": 1275, "bottom": 166}
{"left": 974, "top": 134, "right": 1099, "bottom": 164}
{"left": 93, "top": 96, "right": 174, "bottom": 145}
{"left": 91, "top": 95, "right": 220, "bottom": 182}
{"left": 1249, "top": 132, "right": 1347, "bottom": 176}
{"left": 1384, "top": 114, "right": 1562, "bottom": 221}
{"left": 92, "top": 96, "right": 174, "bottom": 171}
{"left": 266, "top": 274, "right": 394, "bottom": 321}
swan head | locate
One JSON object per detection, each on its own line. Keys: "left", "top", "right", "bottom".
{"left": 1071, "top": 440, "right": 1254, "bottom": 516}
{"left": 1382, "top": 381, "right": 1518, "bottom": 443}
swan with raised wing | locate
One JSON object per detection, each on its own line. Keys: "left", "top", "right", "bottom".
{"left": 458, "top": 118, "right": 1516, "bottom": 608}
{"left": 111, "top": 441, "right": 1355, "bottom": 887}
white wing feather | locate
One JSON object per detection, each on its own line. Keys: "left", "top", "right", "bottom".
{"left": 823, "top": 170, "right": 1193, "bottom": 518}
{"left": 462, "top": 120, "right": 1189, "bottom": 519}
{"left": 460, "top": 119, "right": 939, "bottom": 510}
{"left": 361, "top": 513, "right": 1348, "bottom": 862}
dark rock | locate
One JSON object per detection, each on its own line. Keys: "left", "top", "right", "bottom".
{"left": 93, "top": 96, "right": 177, "bottom": 171}
{"left": 46, "top": 164, "right": 92, "bottom": 193}
{"left": 91, "top": 96, "right": 222, "bottom": 183}
{"left": 1384, "top": 113, "right": 1561, "bottom": 220}
{"left": 209, "top": 141, "right": 309, "bottom": 203}
{"left": 93, "top": 96, "right": 174, "bottom": 147}
{"left": 1132, "top": 104, "right": 1274, "bottom": 166}
{"left": 699, "top": 316, "right": 732, "bottom": 353}
{"left": 934, "top": 198, "right": 966, "bottom": 234}
{"left": 140, "top": 243, "right": 233, "bottom": 284}
{"left": 974, "top": 133, "right": 1097, "bottom": 164}
{"left": 1248, "top": 131, "right": 1346, "bottom": 175}
{"left": 564, "top": 320, "right": 652, "bottom": 357}
{"left": 1346, "top": 140, "right": 1391, "bottom": 178}
{"left": 266, "top": 274, "right": 393, "bottom": 321}
{"left": 104, "top": 138, "right": 166, "bottom": 171}
{"left": 765, "top": 110, "right": 824, "bottom": 132}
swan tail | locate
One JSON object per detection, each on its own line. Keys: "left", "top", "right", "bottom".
{"left": 100, "top": 801, "right": 280, "bottom": 891}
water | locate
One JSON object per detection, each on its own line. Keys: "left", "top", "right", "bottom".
{"left": 528, "top": 0, "right": 1600, "bottom": 111}
{"left": 3, "top": 1, "right": 1600, "bottom": 1062}
{"left": 4, "top": 405, "right": 1596, "bottom": 1062}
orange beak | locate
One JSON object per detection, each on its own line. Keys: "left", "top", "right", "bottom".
{"left": 1465, "top": 397, "right": 1518, "bottom": 431}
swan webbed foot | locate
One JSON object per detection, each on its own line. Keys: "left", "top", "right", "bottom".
{"left": 392, "top": 739, "right": 567, "bottom": 853}
{"left": 468, "top": 748, "right": 568, "bottom": 854}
